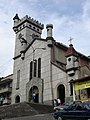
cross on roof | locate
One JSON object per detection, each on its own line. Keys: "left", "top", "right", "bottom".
{"left": 68, "top": 37, "right": 73, "bottom": 44}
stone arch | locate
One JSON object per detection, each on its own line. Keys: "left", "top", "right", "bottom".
{"left": 15, "top": 95, "right": 20, "bottom": 103}
{"left": 29, "top": 86, "right": 39, "bottom": 103}
{"left": 57, "top": 84, "right": 65, "bottom": 104}
{"left": 26, "top": 78, "right": 43, "bottom": 103}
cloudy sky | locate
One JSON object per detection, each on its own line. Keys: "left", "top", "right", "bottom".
{"left": 0, "top": 0, "right": 90, "bottom": 77}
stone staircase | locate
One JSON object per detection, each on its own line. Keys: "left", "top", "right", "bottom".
{"left": 0, "top": 102, "right": 53, "bottom": 119}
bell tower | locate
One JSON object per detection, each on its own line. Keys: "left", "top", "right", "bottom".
{"left": 12, "top": 14, "right": 44, "bottom": 104}
{"left": 13, "top": 14, "right": 44, "bottom": 59}
{"left": 66, "top": 44, "right": 80, "bottom": 101}
{"left": 66, "top": 44, "right": 79, "bottom": 77}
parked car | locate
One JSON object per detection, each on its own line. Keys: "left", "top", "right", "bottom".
{"left": 54, "top": 102, "right": 73, "bottom": 112}
{"left": 53, "top": 101, "right": 82, "bottom": 112}
{"left": 53, "top": 101, "right": 90, "bottom": 120}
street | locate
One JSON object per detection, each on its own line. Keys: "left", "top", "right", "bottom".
{"left": 3, "top": 113, "right": 55, "bottom": 120}
{"left": 2, "top": 113, "right": 90, "bottom": 120}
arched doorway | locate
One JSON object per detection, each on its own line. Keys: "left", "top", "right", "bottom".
{"left": 29, "top": 86, "right": 39, "bottom": 103}
{"left": 57, "top": 84, "right": 65, "bottom": 104}
{"left": 15, "top": 95, "right": 20, "bottom": 103}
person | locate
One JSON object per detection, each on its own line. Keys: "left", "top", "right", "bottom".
{"left": 57, "top": 98, "right": 61, "bottom": 106}
{"left": 54, "top": 99, "right": 57, "bottom": 107}
{"left": 0, "top": 96, "right": 4, "bottom": 106}
{"left": 32, "top": 92, "right": 36, "bottom": 102}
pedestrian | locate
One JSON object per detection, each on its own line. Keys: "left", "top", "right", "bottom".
{"left": 57, "top": 98, "right": 61, "bottom": 106}
{"left": 32, "top": 92, "right": 36, "bottom": 102}
{"left": 0, "top": 96, "right": 4, "bottom": 106}
{"left": 54, "top": 99, "right": 57, "bottom": 107}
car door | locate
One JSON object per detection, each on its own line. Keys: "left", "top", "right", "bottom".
{"left": 62, "top": 104, "right": 86, "bottom": 119}
{"left": 62, "top": 104, "right": 76, "bottom": 119}
{"left": 63, "top": 110, "right": 87, "bottom": 119}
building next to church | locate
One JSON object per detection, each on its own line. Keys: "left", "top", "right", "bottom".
{"left": 0, "top": 74, "right": 13, "bottom": 105}
{"left": 0, "top": 14, "right": 90, "bottom": 105}
{"left": 70, "top": 75, "right": 90, "bottom": 101}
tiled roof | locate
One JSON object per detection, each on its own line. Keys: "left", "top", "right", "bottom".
{"left": 66, "top": 44, "right": 78, "bottom": 57}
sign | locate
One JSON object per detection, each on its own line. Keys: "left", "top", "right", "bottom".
{"left": 74, "top": 80, "right": 90, "bottom": 90}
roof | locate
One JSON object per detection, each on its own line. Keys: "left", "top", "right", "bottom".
{"left": 13, "top": 14, "right": 20, "bottom": 20}
{"left": 66, "top": 44, "right": 78, "bottom": 57}
{"left": 55, "top": 42, "right": 90, "bottom": 62}
{"left": 69, "top": 76, "right": 90, "bottom": 83}
{"left": 0, "top": 74, "right": 13, "bottom": 85}
{"left": 13, "top": 37, "right": 90, "bottom": 62}
{"left": 0, "top": 79, "right": 12, "bottom": 85}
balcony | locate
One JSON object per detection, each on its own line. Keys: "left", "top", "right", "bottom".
{"left": 0, "top": 87, "right": 12, "bottom": 94}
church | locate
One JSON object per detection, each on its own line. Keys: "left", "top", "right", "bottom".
{"left": 0, "top": 14, "right": 90, "bottom": 106}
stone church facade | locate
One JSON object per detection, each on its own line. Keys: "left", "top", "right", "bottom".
{"left": 11, "top": 14, "right": 90, "bottom": 105}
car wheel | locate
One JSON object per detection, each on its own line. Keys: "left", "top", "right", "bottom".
{"left": 58, "top": 117, "right": 63, "bottom": 120}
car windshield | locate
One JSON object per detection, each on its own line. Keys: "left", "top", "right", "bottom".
{"left": 83, "top": 101, "right": 90, "bottom": 110}
{"left": 62, "top": 102, "right": 73, "bottom": 106}
{"left": 66, "top": 104, "right": 75, "bottom": 110}
{"left": 65, "top": 101, "right": 82, "bottom": 110}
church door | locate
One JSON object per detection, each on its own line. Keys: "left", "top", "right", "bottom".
{"left": 57, "top": 84, "right": 65, "bottom": 104}
{"left": 15, "top": 95, "right": 20, "bottom": 103}
{"left": 29, "top": 86, "right": 39, "bottom": 103}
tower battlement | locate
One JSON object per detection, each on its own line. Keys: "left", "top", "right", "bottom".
{"left": 21, "top": 15, "right": 44, "bottom": 29}
{"left": 13, "top": 14, "right": 44, "bottom": 31}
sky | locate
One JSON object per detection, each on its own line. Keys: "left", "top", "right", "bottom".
{"left": 0, "top": 0, "right": 90, "bottom": 77}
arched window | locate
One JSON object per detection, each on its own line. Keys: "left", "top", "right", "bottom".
{"left": 30, "top": 61, "right": 33, "bottom": 80}
{"left": 34, "top": 60, "right": 37, "bottom": 77}
{"left": 15, "top": 95, "right": 20, "bottom": 103}
{"left": 38, "top": 58, "right": 41, "bottom": 78}
{"left": 16, "top": 70, "right": 20, "bottom": 89}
